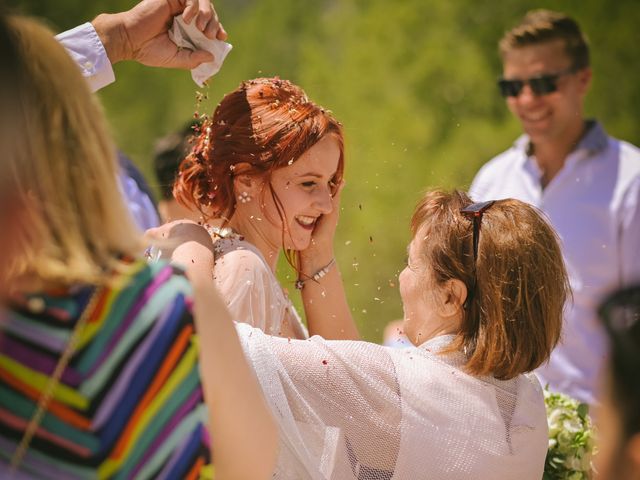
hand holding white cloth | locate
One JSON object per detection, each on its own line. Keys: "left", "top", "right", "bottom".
{"left": 169, "top": 15, "right": 232, "bottom": 86}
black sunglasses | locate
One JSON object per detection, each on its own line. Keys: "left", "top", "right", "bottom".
{"left": 497, "top": 67, "right": 576, "bottom": 98}
{"left": 460, "top": 200, "right": 495, "bottom": 310}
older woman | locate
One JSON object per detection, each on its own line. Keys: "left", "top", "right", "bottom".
{"left": 159, "top": 189, "right": 569, "bottom": 479}
{"left": 0, "top": 11, "right": 275, "bottom": 479}
{"left": 227, "top": 190, "right": 567, "bottom": 479}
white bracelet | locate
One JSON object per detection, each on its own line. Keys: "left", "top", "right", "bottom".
{"left": 295, "top": 258, "right": 336, "bottom": 290}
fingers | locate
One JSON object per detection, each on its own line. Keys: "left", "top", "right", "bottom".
{"left": 143, "top": 226, "right": 161, "bottom": 244}
{"left": 205, "top": 9, "right": 228, "bottom": 40}
{"left": 182, "top": 0, "right": 227, "bottom": 40}
{"left": 195, "top": 0, "right": 213, "bottom": 31}
{"left": 182, "top": 0, "right": 198, "bottom": 24}
{"left": 176, "top": 48, "right": 215, "bottom": 69}
{"left": 200, "top": 1, "right": 227, "bottom": 40}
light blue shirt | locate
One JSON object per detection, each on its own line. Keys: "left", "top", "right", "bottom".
{"left": 470, "top": 121, "right": 640, "bottom": 404}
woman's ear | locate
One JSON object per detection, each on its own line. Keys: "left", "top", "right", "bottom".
{"left": 440, "top": 279, "right": 467, "bottom": 317}
{"left": 233, "top": 174, "right": 253, "bottom": 192}
{"left": 232, "top": 165, "right": 261, "bottom": 198}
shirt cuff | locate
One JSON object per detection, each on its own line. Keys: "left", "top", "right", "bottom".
{"left": 56, "top": 22, "right": 115, "bottom": 92}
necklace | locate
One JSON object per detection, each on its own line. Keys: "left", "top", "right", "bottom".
{"left": 205, "top": 225, "right": 245, "bottom": 258}
{"left": 205, "top": 224, "right": 244, "bottom": 241}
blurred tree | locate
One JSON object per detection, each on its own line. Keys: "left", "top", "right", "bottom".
{"left": 10, "top": 0, "right": 639, "bottom": 342}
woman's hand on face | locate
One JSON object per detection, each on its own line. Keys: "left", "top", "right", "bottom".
{"left": 300, "top": 180, "right": 345, "bottom": 270}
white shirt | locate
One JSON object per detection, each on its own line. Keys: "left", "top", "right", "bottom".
{"left": 56, "top": 22, "right": 115, "bottom": 92}
{"left": 470, "top": 121, "right": 640, "bottom": 404}
{"left": 238, "top": 327, "right": 548, "bottom": 479}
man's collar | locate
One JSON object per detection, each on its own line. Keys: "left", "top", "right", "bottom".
{"left": 513, "top": 119, "right": 608, "bottom": 157}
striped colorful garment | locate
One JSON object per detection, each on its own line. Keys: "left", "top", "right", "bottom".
{"left": 0, "top": 260, "right": 213, "bottom": 479}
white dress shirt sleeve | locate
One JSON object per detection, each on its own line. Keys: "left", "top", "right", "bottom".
{"left": 619, "top": 175, "right": 640, "bottom": 285}
{"left": 56, "top": 22, "right": 115, "bottom": 92}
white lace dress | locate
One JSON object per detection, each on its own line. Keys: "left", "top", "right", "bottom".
{"left": 209, "top": 227, "right": 308, "bottom": 339}
{"left": 236, "top": 327, "right": 549, "bottom": 480}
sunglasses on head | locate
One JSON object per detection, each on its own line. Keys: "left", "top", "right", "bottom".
{"left": 497, "top": 67, "right": 576, "bottom": 98}
{"left": 460, "top": 200, "right": 495, "bottom": 310}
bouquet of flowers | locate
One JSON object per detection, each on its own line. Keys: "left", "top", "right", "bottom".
{"left": 543, "top": 388, "right": 596, "bottom": 480}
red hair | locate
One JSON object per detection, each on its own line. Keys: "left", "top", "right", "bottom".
{"left": 174, "top": 77, "right": 344, "bottom": 223}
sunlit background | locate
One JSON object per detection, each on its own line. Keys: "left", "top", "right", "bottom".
{"left": 9, "top": 0, "right": 640, "bottom": 342}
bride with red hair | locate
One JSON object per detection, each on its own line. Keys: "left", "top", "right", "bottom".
{"left": 172, "top": 77, "right": 359, "bottom": 340}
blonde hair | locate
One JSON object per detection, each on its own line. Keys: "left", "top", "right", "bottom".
{"left": 410, "top": 190, "right": 569, "bottom": 380}
{"left": 3, "top": 15, "right": 141, "bottom": 286}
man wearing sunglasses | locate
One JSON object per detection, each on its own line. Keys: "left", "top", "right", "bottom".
{"left": 469, "top": 9, "right": 640, "bottom": 406}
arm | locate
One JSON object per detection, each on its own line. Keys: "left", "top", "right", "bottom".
{"left": 147, "top": 222, "right": 278, "bottom": 479}
{"left": 188, "top": 251, "right": 278, "bottom": 480}
{"left": 299, "top": 181, "right": 360, "bottom": 340}
{"left": 57, "top": 0, "right": 227, "bottom": 91}
{"left": 236, "top": 325, "right": 401, "bottom": 474}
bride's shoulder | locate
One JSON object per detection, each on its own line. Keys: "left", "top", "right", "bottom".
{"left": 213, "top": 237, "right": 269, "bottom": 274}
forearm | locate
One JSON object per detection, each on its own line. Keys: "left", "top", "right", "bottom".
{"left": 190, "top": 276, "right": 278, "bottom": 479}
{"left": 301, "top": 259, "right": 360, "bottom": 340}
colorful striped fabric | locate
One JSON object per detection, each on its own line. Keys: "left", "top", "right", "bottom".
{"left": 0, "top": 260, "right": 213, "bottom": 479}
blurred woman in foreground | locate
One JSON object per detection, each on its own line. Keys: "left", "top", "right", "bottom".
{"left": 0, "top": 12, "right": 275, "bottom": 479}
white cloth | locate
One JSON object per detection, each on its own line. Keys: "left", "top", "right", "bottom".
{"left": 168, "top": 16, "right": 232, "bottom": 87}
{"left": 470, "top": 121, "right": 640, "bottom": 404}
{"left": 56, "top": 22, "right": 115, "bottom": 92}
{"left": 237, "top": 326, "right": 548, "bottom": 479}
{"left": 212, "top": 233, "right": 308, "bottom": 338}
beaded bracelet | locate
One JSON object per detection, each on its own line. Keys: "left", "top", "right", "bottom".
{"left": 295, "top": 258, "right": 336, "bottom": 290}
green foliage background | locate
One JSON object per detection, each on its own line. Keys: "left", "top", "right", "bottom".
{"left": 10, "top": 0, "right": 640, "bottom": 342}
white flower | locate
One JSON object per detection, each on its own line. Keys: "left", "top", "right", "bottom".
{"left": 543, "top": 388, "right": 596, "bottom": 479}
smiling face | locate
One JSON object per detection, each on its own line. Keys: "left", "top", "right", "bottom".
{"left": 502, "top": 40, "right": 591, "bottom": 146}
{"left": 252, "top": 134, "right": 340, "bottom": 251}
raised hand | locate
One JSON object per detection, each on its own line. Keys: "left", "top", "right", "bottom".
{"left": 145, "top": 220, "right": 215, "bottom": 282}
{"left": 299, "top": 179, "right": 345, "bottom": 274}
{"left": 93, "top": 0, "right": 227, "bottom": 69}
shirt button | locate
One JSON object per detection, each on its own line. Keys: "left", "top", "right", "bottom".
{"left": 84, "top": 61, "right": 94, "bottom": 70}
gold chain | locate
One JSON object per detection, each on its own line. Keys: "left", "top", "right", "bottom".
{"left": 9, "top": 287, "right": 103, "bottom": 474}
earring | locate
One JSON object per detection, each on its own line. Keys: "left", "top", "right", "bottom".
{"left": 237, "top": 191, "right": 252, "bottom": 203}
